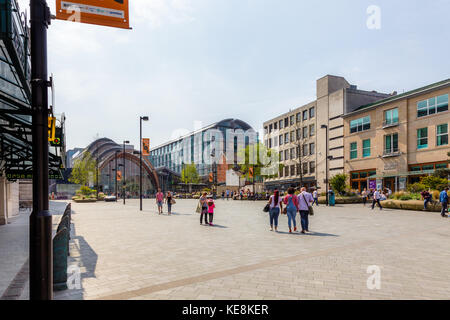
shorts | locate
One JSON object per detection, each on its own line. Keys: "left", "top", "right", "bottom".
{"left": 157, "top": 201, "right": 163, "bottom": 207}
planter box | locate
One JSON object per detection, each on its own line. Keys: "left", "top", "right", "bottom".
{"left": 73, "top": 199, "right": 97, "bottom": 203}
{"left": 382, "top": 200, "right": 442, "bottom": 212}
{"left": 318, "top": 196, "right": 363, "bottom": 204}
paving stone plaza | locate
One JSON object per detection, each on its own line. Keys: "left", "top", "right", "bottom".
{"left": 44, "top": 199, "right": 450, "bottom": 300}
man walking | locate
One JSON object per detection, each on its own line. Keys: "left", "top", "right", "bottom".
{"left": 297, "top": 187, "right": 314, "bottom": 234}
{"left": 312, "top": 189, "right": 319, "bottom": 206}
{"left": 439, "top": 187, "right": 449, "bottom": 218}
{"left": 226, "top": 189, "right": 230, "bottom": 201}
{"left": 371, "top": 189, "right": 382, "bottom": 211}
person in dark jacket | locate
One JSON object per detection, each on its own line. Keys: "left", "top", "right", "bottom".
{"left": 440, "top": 187, "right": 449, "bottom": 218}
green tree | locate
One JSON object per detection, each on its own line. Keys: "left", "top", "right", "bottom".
{"left": 181, "top": 163, "right": 200, "bottom": 184}
{"left": 330, "top": 173, "right": 348, "bottom": 195}
{"left": 236, "top": 142, "right": 281, "bottom": 180}
{"left": 420, "top": 175, "right": 448, "bottom": 191}
{"left": 69, "top": 151, "right": 97, "bottom": 186}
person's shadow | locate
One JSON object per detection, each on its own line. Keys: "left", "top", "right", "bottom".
{"left": 275, "top": 231, "right": 338, "bottom": 237}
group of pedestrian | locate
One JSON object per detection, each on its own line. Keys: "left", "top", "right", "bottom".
{"left": 266, "top": 187, "right": 314, "bottom": 234}
{"left": 198, "top": 192, "right": 216, "bottom": 226}
{"left": 155, "top": 188, "right": 175, "bottom": 215}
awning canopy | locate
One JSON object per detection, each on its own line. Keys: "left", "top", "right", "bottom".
{"left": 368, "top": 170, "right": 435, "bottom": 179}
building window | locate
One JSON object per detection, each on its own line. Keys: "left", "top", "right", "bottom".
{"left": 362, "top": 139, "right": 371, "bottom": 158}
{"left": 384, "top": 108, "right": 399, "bottom": 125}
{"left": 274, "top": 137, "right": 278, "bottom": 147}
{"left": 279, "top": 135, "right": 283, "bottom": 145}
{"left": 350, "top": 142, "right": 357, "bottom": 159}
{"left": 417, "top": 128, "right": 428, "bottom": 149}
{"left": 350, "top": 116, "right": 371, "bottom": 133}
{"left": 385, "top": 133, "right": 399, "bottom": 154}
{"left": 437, "top": 124, "right": 448, "bottom": 146}
{"left": 296, "top": 129, "right": 301, "bottom": 140}
{"left": 309, "top": 107, "right": 315, "bottom": 118}
{"left": 285, "top": 118, "right": 289, "bottom": 128}
{"left": 302, "top": 127, "right": 308, "bottom": 139}
{"left": 285, "top": 166, "right": 289, "bottom": 176}
{"left": 417, "top": 94, "right": 448, "bottom": 117}
{"left": 269, "top": 124, "right": 273, "bottom": 133}
{"left": 290, "top": 131, "right": 295, "bottom": 142}
{"left": 268, "top": 138, "right": 272, "bottom": 148}
{"left": 290, "top": 115, "right": 295, "bottom": 126}
{"left": 303, "top": 163, "right": 308, "bottom": 174}
{"left": 309, "top": 124, "right": 315, "bottom": 136}
{"left": 279, "top": 151, "right": 283, "bottom": 161}
{"left": 274, "top": 122, "right": 278, "bottom": 130}
{"left": 309, "top": 162, "right": 315, "bottom": 174}
{"left": 296, "top": 113, "right": 301, "bottom": 123}
{"left": 279, "top": 120, "right": 284, "bottom": 129}
{"left": 309, "top": 143, "right": 315, "bottom": 155}
{"left": 284, "top": 149, "right": 289, "bottom": 160}
{"left": 284, "top": 133, "right": 289, "bottom": 144}
{"left": 303, "top": 144, "right": 308, "bottom": 157}
{"left": 296, "top": 164, "right": 301, "bottom": 175}
{"left": 303, "top": 110, "right": 308, "bottom": 121}
{"left": 290, "top": 148, "right": 295, "bottom": 159}
{"left": 290, "top": 165, "right": 296, "bottom": 176}
{"left": 279, "top": 167, "right": 283, "bottom": 177}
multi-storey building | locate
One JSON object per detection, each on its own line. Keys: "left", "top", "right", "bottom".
{"left": 149, "top": 119, "right": 256, "bottom": 182}
{"left": 343, "top": 79, "right": 450, "bottom": 192}
{"left": 263, "top": 75, "right": 391, "bottom": 191}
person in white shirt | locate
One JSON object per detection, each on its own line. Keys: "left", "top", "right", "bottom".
{"left": 371, "top": 189, "right": 383, "bottom": 210}
{"left": 297, "top": 187, "right": 314, "bottom": 233}
{"left": 312, "top": 189, "right": 319, "bottom": 206}
{"left": 267, "top": 189, "right": 283, "bottom": 232}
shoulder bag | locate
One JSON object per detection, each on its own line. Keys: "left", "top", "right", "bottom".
{"left": 301, "top": 193, "right": 314, "bottom": 216}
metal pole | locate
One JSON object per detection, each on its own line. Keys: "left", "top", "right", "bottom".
{"left": 115, "top": 152, "right": 118, "bottom": 200}
{"left": 123, "top": 142, "right": 126, "bottom": 205}
{"left": 96, "top": 143, "right": 99, "bottom": 199}
{"left": 30, "top": 0, "right": 52, "bottom": 300}
{"left": 140, "top": 118, "right": 142, "bottom": 211}
{"left": 325, "top": 127, "right": 329, "bottom": 206}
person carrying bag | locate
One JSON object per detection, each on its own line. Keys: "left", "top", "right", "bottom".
{"left": 297, "top": 187, "right": 314, "bottom": 234}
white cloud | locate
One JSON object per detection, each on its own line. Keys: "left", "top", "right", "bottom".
{"left": 131, "top": 0, "right": 195, "bottom": 28}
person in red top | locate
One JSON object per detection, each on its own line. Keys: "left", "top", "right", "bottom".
{"left": 156, "top": 188, "right": 164, "bottom": 214}
{"left": 283, "top": 187, "right": 299, "bottom": 233}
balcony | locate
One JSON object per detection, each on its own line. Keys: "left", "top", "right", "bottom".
{"left": 382, "top": 120, "right": 399, "bottom": 129}
{"left": 382, "top": 148, "right": 401, "bottom": 158}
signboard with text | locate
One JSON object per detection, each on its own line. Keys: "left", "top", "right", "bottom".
{"left": 55, "top": 0, "right": 130, "bottom": 29}
{"left": 142, "top": 138, "right": 150, "bottom": 156}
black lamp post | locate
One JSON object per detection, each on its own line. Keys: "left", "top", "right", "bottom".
{"left": 321, "top": 124, "right": 329, "bottom": 206}
{"left": 123, "top": 140, "right": 129, "bottom": 204}
{"left": 114, "top": 150, "right": 120, "bottom": 201}
{"left": 140, "top": 116, "right": 149, "bottom": 211}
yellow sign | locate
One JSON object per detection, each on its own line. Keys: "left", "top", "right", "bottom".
{"left": 48, "top": 117, "right": 56, "bottom": 141}
{"left": 55, "top": 0, "right": 130, "bottom": 29}
{"left": 142, "top": 138, "right": 150, "bottom": 156}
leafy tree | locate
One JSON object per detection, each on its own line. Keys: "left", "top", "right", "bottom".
{"left": 181, "top": 163, "right": 200, "bottom": 184}
{"left": 69, "top": 151, "right": 97, "bottom": 186}
{"left": 330, "top": 173, "right": 348, "bottom": 195}
{"left": 236, "top": 142, "right": 280, "bottom": 179}
{"left": 420, "top": 175, "right": 448, "bottom": 191}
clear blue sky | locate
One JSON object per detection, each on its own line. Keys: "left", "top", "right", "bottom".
{"left": 17, "top": 0, "right": 450, "bottom": 150}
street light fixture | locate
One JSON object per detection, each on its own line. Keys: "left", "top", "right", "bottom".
{"left": 321, "top": 124, "right": 329, "bottom": 206}
{"left": 140, "top": 116, "right": 149, "bottom": 211}
{"left": 114, "top": 150, "right": 120, "bottom": 201}
{"left": 123, "top": 141, "right": 129, "bottom": 205}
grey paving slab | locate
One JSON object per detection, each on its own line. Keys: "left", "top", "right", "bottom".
{"left": 48, "top": 199, "right": 450, "bottom": 300}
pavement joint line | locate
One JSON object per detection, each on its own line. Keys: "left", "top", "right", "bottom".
{"left": 0, "top": 258, "right": 29, "bottom": 300}
{"left": 96, "top": 223, "right": 449, "bottom": 300}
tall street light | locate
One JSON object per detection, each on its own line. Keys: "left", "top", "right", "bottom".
{"left": 140, "top": 116, "right": 149, "bottom": 211}
{"left": 114, "top": 150, "right": 120, "bottom": 201}
{"left": 123, "top": 140, "right": 130, "bottom": 204}
{"left": 321, "top": 124, "right": 329, "bottom": 206}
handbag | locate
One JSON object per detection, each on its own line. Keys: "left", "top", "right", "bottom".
{"left": 301, "top": 193, "right": 314, "bottom": 216}
{"left": 263, "top": 203, "right": 270, "bottom": 212}
{"left": 171, "top": 199, "right": 176, "bottom": 205}
{"left": 195, "top": 202, "right": 201, "bottom": 213}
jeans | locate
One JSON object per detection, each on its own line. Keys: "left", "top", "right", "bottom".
{"left": 209, "top": 213, "right": 214, "bottom": 223}
{"left": 286, "top": 208, "right": 297, "bottom": 229}
{"left": 372, "top": 199, "right": 382, "bottom": 210}
{"left": 313, "top": 198, "right": 319, "bottom": 206}
{"left": 442, "top": 202, "right": 448, "bottom": 216}
{"left": 424, "top": 198, "right": 431, "bottom": 209}
{"left": 269, "top": 207, "right": 280, "bottom": 227}
{"left": 167, "top": 202, "right": 172, "bottom": 213}
{"left": 200, "top": 207, "right": 208, "bottom": 224}
{"left": 299, "top": 210, "right": 309, "bottom": 231}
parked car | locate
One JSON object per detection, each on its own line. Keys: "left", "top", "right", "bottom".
{"left": 104, "top": 195, "right": 117, "bottom": 202}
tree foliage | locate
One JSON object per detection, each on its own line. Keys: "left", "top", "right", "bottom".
{"left": 69, "top": 151, "right": 97, "bottom": 186}
{"left": 420, "top": 175, "right": 449, "bottom": 191}
{"left": 330, "top": 173, "right": 348, "bottom": 195}
{"left": 236, "top": 142, "right": 280, "bottom": 179}
{"left": 181, "top": 163, "right": 200, "bottom": 184}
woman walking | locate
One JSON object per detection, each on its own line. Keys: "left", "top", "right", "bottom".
{"left": 165, "top": 191, "right": 173, "bottom": 215}
{"left": 361, "top": 188, "right": 368, "bottom": 207}
{"left": 267, "top": 189, "right": 283, "bottom": 232}
{"left": 283, "top": 187, "right": 299, "bottom": 233}
{"left": 199, "top": 192, "right": 209, "bottom": 225}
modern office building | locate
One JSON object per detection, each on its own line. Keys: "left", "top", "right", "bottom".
{"left": 149, "top": 119, "right": 257, "bottom": 183}
{"left": 263, "top": 75, "right": 391, "bottom": 191}
{"left": 343, "top": 78, "right": 450, "bottom": 192}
